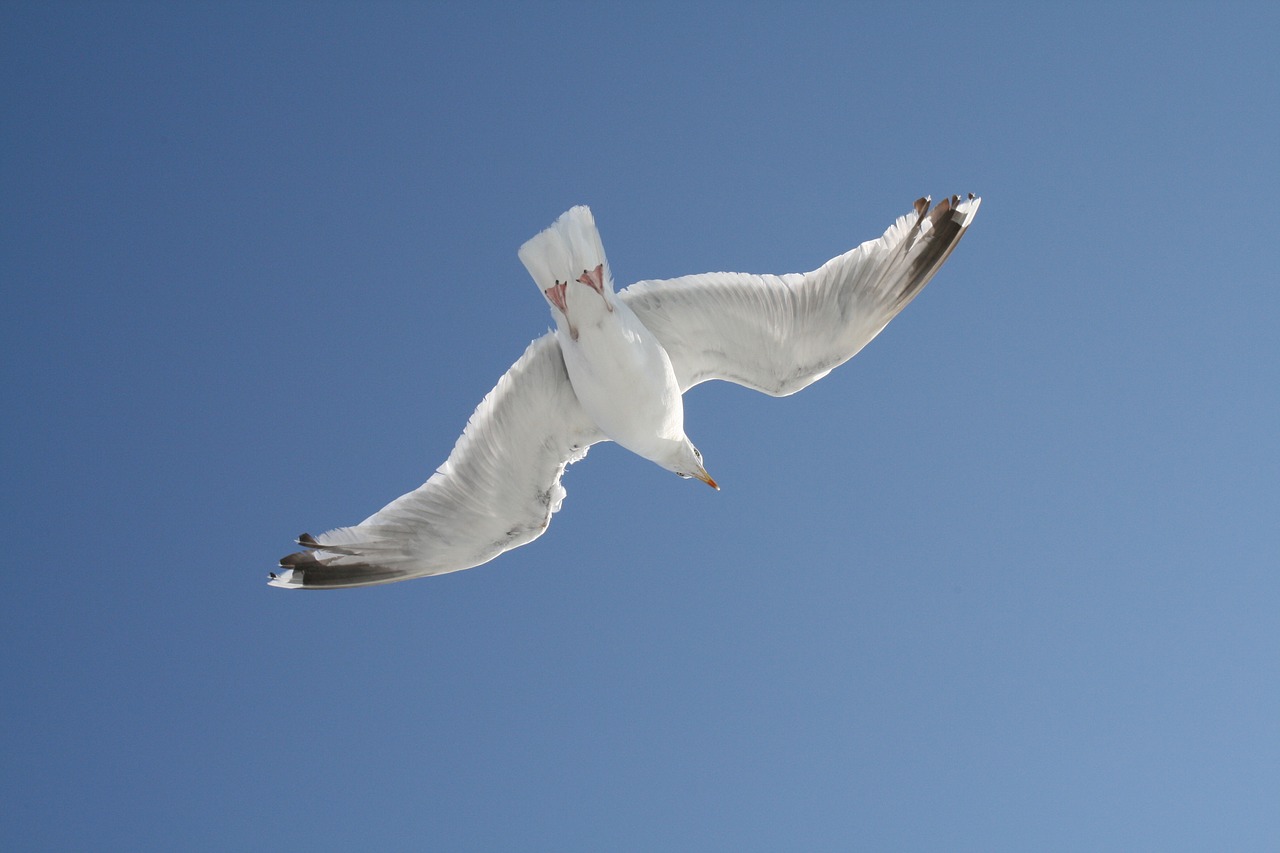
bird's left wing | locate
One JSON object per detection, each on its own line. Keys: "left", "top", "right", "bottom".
{"left": 620, "top": 195, "right": 979, "bottom": 396}
{"left": 272, "top": 334, "right": 604, "bottom": 589}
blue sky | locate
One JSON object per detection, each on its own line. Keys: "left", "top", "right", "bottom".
{"left": 3, "top": 2, "right": 1277, "bottom": 849}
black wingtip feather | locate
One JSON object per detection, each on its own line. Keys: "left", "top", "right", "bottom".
{"left": 895, "top": 194, "right": 977, "bottom": 309}
{"left": 275, "top": 547, "right": 411, "bottom": 589}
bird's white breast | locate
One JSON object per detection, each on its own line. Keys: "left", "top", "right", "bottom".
{"left": 557, "top": 299, "right": 684, "bottom": 461}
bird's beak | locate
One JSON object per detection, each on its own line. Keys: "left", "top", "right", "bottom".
{"left": 695, "top": 466, "right": 719, "bottom": 490}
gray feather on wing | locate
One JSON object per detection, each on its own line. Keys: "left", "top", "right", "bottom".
{"left": 273, "top": 334, "right": 605, "bottom": 589}
{"left": 619, "top": 195, "right": 980, "bottom": 396}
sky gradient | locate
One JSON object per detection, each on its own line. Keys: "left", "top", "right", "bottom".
{"left": 3, "top": 3, "right": 1278, "bottom": 850}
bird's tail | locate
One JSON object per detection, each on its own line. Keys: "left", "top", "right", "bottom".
{"left": 518, "top": 205, "right": 613, "bottom": 304}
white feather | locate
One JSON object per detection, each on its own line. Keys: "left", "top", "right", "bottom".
{"left": 274, "top": 335, "right": 603, "bottom": 588}
{"left": 619, "top": 195, "right": 980, "bottom": 395}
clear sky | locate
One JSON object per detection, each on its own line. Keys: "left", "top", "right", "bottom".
{"left": 3, "top": 2, "right": 1278, "bottom": 850}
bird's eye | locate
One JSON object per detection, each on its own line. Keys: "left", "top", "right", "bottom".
{"left": 693, "top": 447, "right": 702, "bottom": 461}
{"left": 677, "top": 472, "right": 691, "bottom": 479}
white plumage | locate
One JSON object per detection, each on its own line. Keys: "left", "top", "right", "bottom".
{"left": 272, "top": 195, "right": 980, "bottom": 588}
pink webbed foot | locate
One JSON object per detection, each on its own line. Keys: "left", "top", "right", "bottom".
{"left": 577, "top": 264, "right": 613, "bottom": 312}
{"left": 542, "top": 284, "right": 578, "bottom": 340}
{"left": 544, "top": 280, "right": 568, "bottom": 314}
{"left": 543, "top": 281, "right": 577, "bottom": 340}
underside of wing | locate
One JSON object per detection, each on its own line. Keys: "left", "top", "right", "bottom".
{"left": 620, "top": 195, "right": 980, "bottom": 396}
{"left": 272, "top": 335, "right": 604, "bottom": 589}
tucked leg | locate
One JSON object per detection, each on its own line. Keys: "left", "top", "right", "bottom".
{"left": 544, "top": 280, "right": 568, "bottom": 314}
{"left": 577, "top": 264, "right": 613, "bottom": 311}
{"left": 543, "top": 281, "right": 578, "bottom": 340}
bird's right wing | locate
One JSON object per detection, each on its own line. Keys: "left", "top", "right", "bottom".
{"left": 272, "top": 334, "right": 604, "bottom": 589}
{"left": 620, "top": 195, "right": 979, "bottom": 396}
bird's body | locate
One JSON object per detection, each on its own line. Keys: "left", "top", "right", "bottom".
{"left": 272, "top": 195, "right": 980, "bottom": 589}
{"left": 560, "top": 299, "right": 686, "bottom": 461}
{"left": 520, "top": 208, "right": 692, "bottom": 469}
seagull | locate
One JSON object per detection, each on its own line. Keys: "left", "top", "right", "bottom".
{"left": 271, "top": 194, "right": 980, "bottom": 589}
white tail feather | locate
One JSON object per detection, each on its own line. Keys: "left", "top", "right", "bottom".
{"left": 518, "top": 205, "right": 612, "bottom": 296}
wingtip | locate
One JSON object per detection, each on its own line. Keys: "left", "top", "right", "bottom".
{"left": 268, "top": 568, "right": 303, "bottom": 589}
{"left": 916, "top": 192, "right": 980, "bottom": 215}
{"left": 953, "top": 193, "right": 981, "bottom": 226}
{"left": 272, "top": 542, "right": 323, "bottom": 588}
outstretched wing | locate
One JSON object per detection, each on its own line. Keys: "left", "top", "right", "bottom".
{"left": 272, "top": 334, "right": 604, "bottom": 589}
{"left": 619, "top": 195, "right": 980, "bottom": 396}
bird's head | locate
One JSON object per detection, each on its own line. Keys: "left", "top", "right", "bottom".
{"left": 662, "top": 437, "right": 718, "bottom": 490}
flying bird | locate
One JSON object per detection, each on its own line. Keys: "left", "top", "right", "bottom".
{"left": 272, "top": 195, "right": 981, "bottom": 588}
